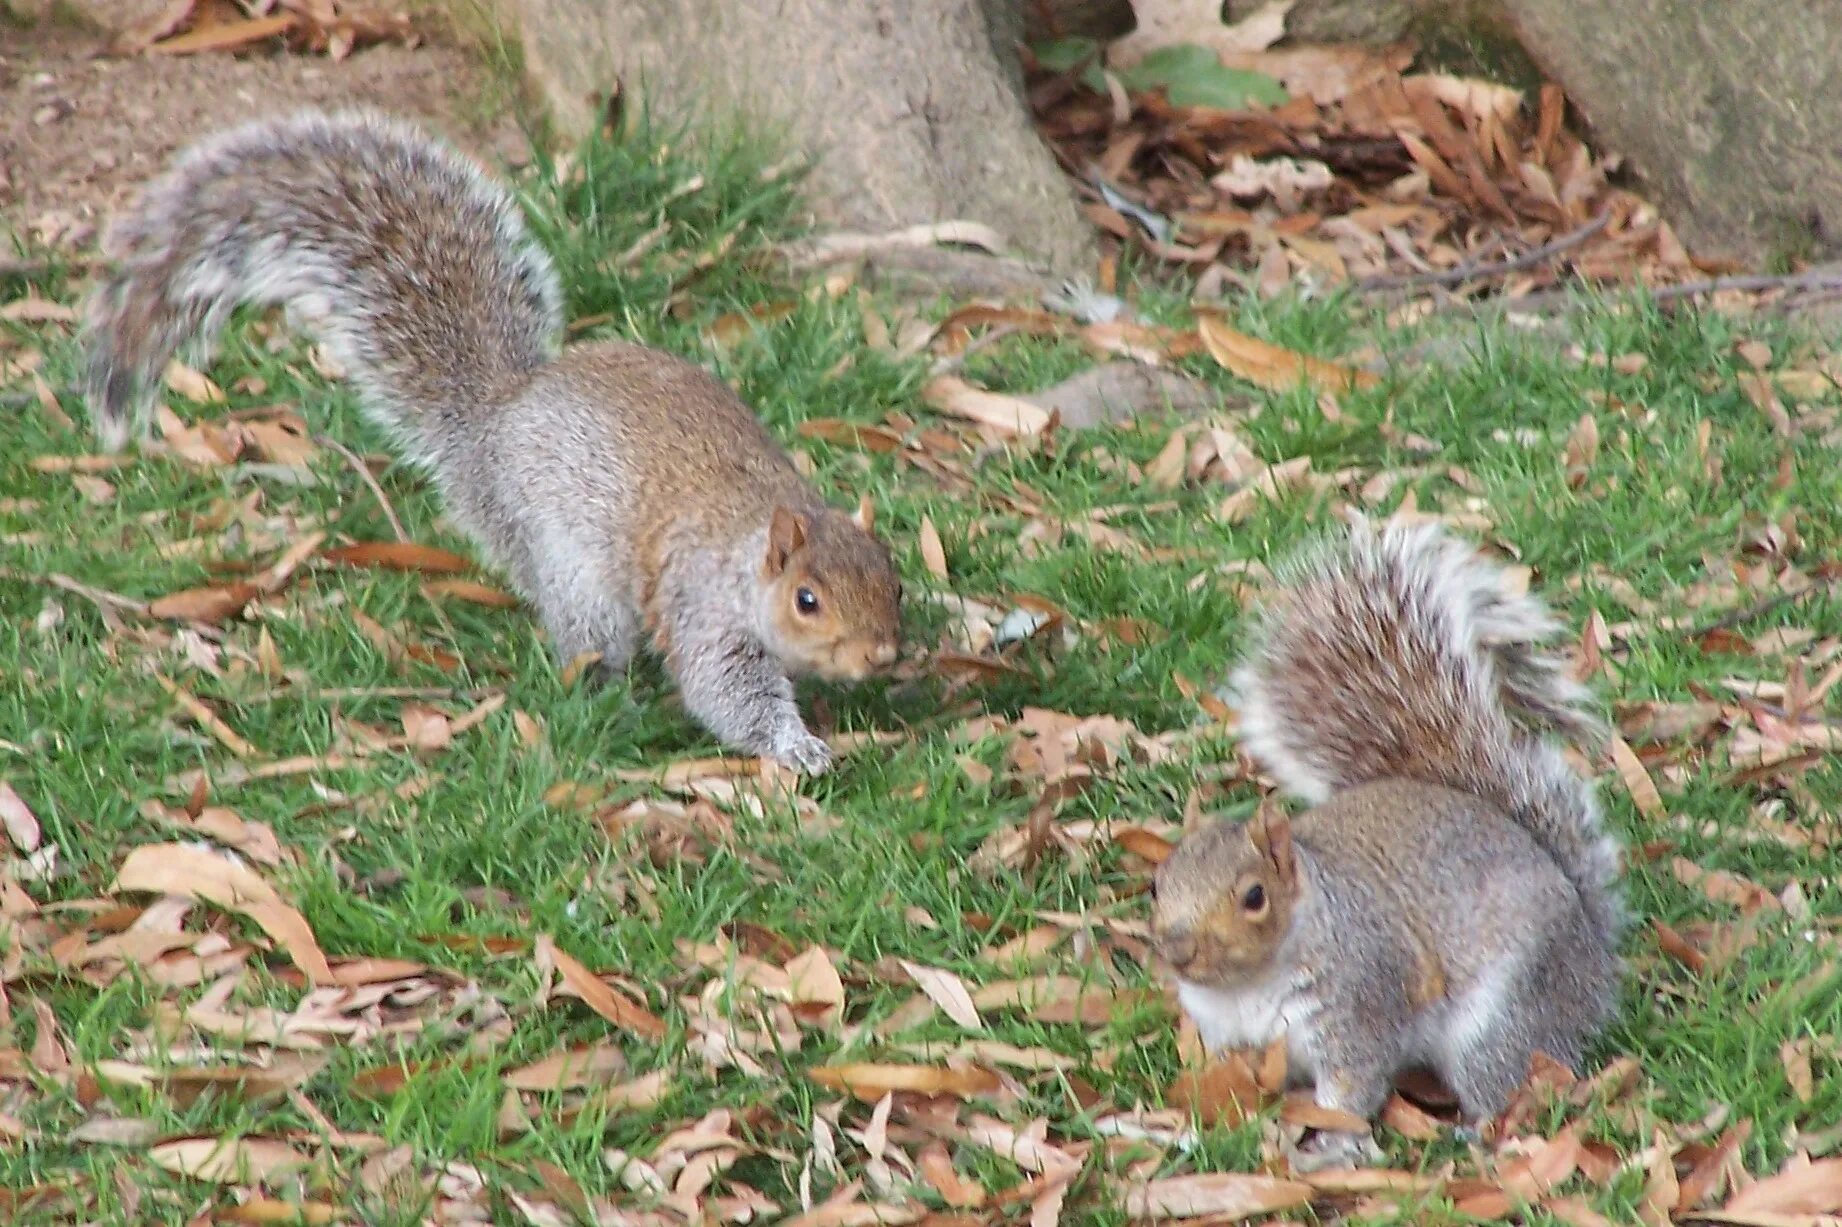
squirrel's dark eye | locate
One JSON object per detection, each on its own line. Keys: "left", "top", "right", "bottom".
{"left": 796, "top": 587, "right": 820, "bottom": 615}
{"left": 1242, "top": 883, "right": 1266, "bottom": 912}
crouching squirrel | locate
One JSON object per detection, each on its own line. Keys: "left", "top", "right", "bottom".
{"left": 82, "top": 109, "right": 902, "bottom": 774}
{"left": 1153, "top": 517, "right": 1623, "bottom": 1167}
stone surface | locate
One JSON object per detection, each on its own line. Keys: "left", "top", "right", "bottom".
{"left": 1502, "top": 0, "right": 1842, "bottom": 264}
{"left": 511, "top": 0, "right": 1097, "bottom": 271}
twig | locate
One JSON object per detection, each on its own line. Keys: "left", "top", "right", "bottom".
{"left": 1471, "top": 266, "right": 1842, "bottom": 317}
{"left": 155, "top": 673, "right": 259, "bottom": 758}
{"left": 1677, "top": 575, "right": 1837, "bottom": 642}
{"left": 315, "top": 433, "right": 409, "bottom": 544}
{"left": 0, "top": 569, "right": 149, "bottom": 623}
{"left": 238, "top": 684, "right": 494, "bottom": 705}
{"left": 1356, "top": 213, "right": 1612, "bottom": 293}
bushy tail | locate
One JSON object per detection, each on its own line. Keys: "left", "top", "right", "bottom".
{"left": 83, "top": 108, "right": 563, "bottom": 457}
{"left": 1231, "top": 515, "right": 1622, "bottom": 944}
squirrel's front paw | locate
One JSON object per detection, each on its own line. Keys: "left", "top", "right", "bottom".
{"left": 767, "top": 728, "right": 833, "bottom": 776}
{"left": 1286, "top": 1128, "right": 1382, "bottom": 1174}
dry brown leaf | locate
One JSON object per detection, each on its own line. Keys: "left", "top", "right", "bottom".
{"left": 423, "top": 579, "right": 522, "bottom": 609}
{"left": 1723, "top": 1156, "right": 1842, "bottom": 1216}
{"left": 503, "top": 1043, "right": 629, "bottom": 1092}
{"left": 1609, "top": 735, "right": 1665, "bottom": 818}
{"left": 918, "top": 1140, "right": 988, "bottom": 1208}
{"left": 162, "top": 359, "right": 225, "bottom": 403}
{"left": 1563, "top": 413, "right": 1599, "bottom": 488}
{"left": 808, "top": 1062, "right": 1001, "bottom": 1100}
{"left": 1671, "top": 858, "right": 1782, "bottom": 914}
{"left": 1166, "top": 1053, "right": 1265, "bottom": 1127}
{"left": 1198, "top": 315, "right": 1378, "bottom": 397}
{"left": 919, "top": 516, "right": 949, "bottom": 581}
{"left": 148, "top": 581, "right": 260, "bottom": 624}
{"left": 536, "top": 935, "right": 668, "bottom": 1042}
{"left": 1116, "top": 1172, "right": 1314, "bottom": 1220}
{"left": 322, "top": 541, "right": 472, "bottom": 575}
{"left": 922, "top": 375, "right": 1054, "bottom": 439}
{"left": 785, "top": 945, "right": 846, "bottom": 1028}
{"left": 1781, "top": 1040, "right": 1815, "bottom": 1103}
{"left": 0, "top": 781, "right": 41, "bottom": 854}
{"left": 111, "top": 843, "right": 332, "bottom": 984}
{"left": 218, "top": 1201, "right": 340, "bottom": 1226}
{"left": 146, "top": 1135, "right": 313, "bottom": 1184}
{"left": 150, "top": 12, "right": 298, "bottom": 54}
{"left": 900, "top": 960, "right": 983, "bottom": 1030}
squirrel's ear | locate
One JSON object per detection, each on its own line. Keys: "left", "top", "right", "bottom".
{"left": 766, "top": 506, "right": 809, "bottom": 576}
{"left": 851, "top": 493, "right": 875, "bottom": 534}
{"left": 1252, "top": 801, "right": 1297, "bottom": 888}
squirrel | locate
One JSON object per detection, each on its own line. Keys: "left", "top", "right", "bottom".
{"left": 1152, "top": 515, "right": 1623, "bottom": 1169}
{"left": 80, "top": 108, "right": 903, "bottom": 775}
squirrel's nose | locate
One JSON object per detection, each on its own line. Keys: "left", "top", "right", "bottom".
{"left": 1159, "top": 930, "right": 1197, "bottom": 969}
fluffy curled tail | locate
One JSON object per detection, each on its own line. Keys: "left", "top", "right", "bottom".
{"left": 1231, "top": 515, "right": 1622, "bottom": 945}
{"left": 83, "top": 108, "right": 563, "bottom": 457}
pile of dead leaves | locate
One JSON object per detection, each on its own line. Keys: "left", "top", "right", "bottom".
{"left": 1025, "top": 3, "right": 1743, "bottom": 304}
{"left": 111, "top": 0, "right": 419, "bottom": 61}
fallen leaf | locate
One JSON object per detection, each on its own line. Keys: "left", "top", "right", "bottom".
{"left": 150, "top": 13, "right": 298, "bottom": 55}
{"left": 900, "top": 960, "right": 984, "bottom": 1030}
{"left": 423, "top": 579, "right": 521, "bottom": 608}
{"left": 0, "top": 782, "right": 42, "bottom": 854}
{"left": 1610, "top": 735, "right": 1665, "bottom": 818}
{"left": 504, "top": 1043, "right": 629, "bottom": 1092}
{"left": 919, "top": 516, "right": 949, "bottom": 580}
{"left": 922, "top": 375, "right": 1054, "bottom": 439}
{"left": 537, "top": 935, "right": 668, "bottom": 1042}
{"left": 146, "top": 1135, "right": 312, "bottom": 1184}
{"left": 808, "top": 1063, "right": 1001, "bottom": 1100}
{"left": 1198, "top": 314, "right": 1378, "bottom": 397}
{"left": 1723, "top": 1155, "right": 1842, "bottom": 1215}
{"left": 1115, "top": 1172, "right": 1314, "bottom": 1220}
{"left": 785, "top": 945, "right": 846, "bottom": 1027}
{"left": 322, "top": 542, "right": 472, "bottom": 575}
{"left": 111, "top": 843, "right": 332, "bottom": 984}
{"left": 162, "top": 359, "right": 226, "bottom": 403}
{"left": 149, "top": 581, "right": 260, "bottom": 624}
{"left": 918, "top": 1140, "right": 987, "bottom": 1208}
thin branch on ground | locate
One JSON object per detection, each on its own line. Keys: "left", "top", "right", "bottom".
{"left": 315, "top": 433, "right": 410, "bottom": 544}
{"left": 1355, "top": 213, "right": 1612, "bottom": 293}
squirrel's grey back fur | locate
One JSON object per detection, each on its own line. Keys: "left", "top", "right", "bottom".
{"left": 83, "top": 107, "right": 562, "bottom": 458}
{"left": 1229, "top": 516, "right": 1623, "bottom": 949}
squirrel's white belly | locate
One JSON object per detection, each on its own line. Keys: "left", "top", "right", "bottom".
{"left": 1176, "top": 976, "right": 1324, "bottom": 1076}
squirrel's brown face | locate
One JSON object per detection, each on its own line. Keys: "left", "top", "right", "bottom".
{"left": 1151, "top": 805, "right": 1298, "bottom": 986}
{"left": 760, "top": 502, "right": 902, "bottom": 682}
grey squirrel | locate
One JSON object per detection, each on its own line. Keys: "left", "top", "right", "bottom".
{"left": 1153, "top": 516, "right": 1623, "bottom": 1168}
{"left": 81, "top": 109, "right": 902, "bottom": 774}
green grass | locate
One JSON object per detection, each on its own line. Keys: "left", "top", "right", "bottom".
{"left": 3, "top": 114, "right": 1841, "bottom": 1223}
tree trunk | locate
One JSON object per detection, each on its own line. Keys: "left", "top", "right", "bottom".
{"left": 1501, "top": 0, "right": 1842, "bottom": 265}
{"left": 513, "top": 0, "right": 1097, "bottom": 272}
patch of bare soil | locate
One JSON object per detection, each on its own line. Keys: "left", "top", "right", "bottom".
{"left": 0, "top": 22, "right": 523, "bottom": 246}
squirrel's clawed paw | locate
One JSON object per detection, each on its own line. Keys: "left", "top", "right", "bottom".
{"left": 768, "top": 728, "right": 834, "bottom": 776}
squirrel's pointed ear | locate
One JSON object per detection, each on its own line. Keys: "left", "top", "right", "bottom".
{"left": 851, "top": 493, "right": 875, "bottom": 534}
{"left": 766, "top": 506, "right": 809, "bottom": 577}
{"left": 1251, "top": 800, "right": 1297, "bottom": 888}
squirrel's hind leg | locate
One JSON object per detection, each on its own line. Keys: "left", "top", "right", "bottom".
{"left": 530, "top": 568, "right": 639, "bottom": 682}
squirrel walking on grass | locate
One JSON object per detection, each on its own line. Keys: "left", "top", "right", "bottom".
{"left": 81, "top": 109, "right": 902, "bottom": 775}
{"left": 1153, "top": 516, "right": 1623, "bottom": 1169}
